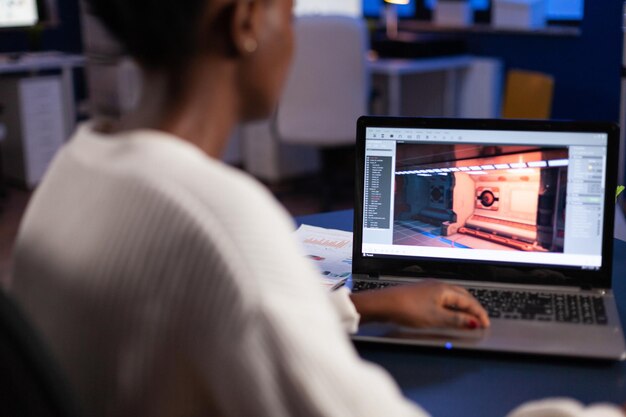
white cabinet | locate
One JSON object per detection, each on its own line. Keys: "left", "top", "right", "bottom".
{"left": 0, "top": 76, "right": 67, "bottom": 187}
{"left": 0, "top": 53, "right": 83, "bottom": 188}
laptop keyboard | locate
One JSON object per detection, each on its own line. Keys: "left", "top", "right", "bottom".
{"left": 351, "top": 281, "right": 608, "bottom": 325}
{"left": 468, "top": 288, "right": 608, "bottom": 325}
{"left": 352, "top": 281, "right": 399, "bottom": 292}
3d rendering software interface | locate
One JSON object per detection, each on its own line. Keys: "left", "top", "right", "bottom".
{"left": 361, "top": 127, "right": 608, "bottom": 269}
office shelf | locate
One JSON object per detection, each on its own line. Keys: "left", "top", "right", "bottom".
{"left": 397, "top": 21, "right": 581, "bottom": 37}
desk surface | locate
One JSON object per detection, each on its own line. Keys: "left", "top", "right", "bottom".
{"left": 368, "top": 55, "right": 474, "bottom": 75}
{"left": 0, "top": 52, "right": 84, "bottom": 74}
{"left": 296, "top": 210, "right": 626, "bottom": 417}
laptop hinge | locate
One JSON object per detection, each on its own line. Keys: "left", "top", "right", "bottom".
{"left": 351, "top": 272, "right": 379, "bottom": 280}
{"left": 579, "top": 284, "right": 611, "bottom": 295}
{"left": 363, "top": 272, "right": 380, "bottom": 280}
{"left": 581, "top": 285, "right": 610, "bottom": 295}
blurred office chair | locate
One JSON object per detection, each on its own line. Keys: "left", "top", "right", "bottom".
{"left": 273, "top": 15, "right": 369, "bottom": 209}
{"left": 501, "top": 69, "right": 554, "bottom": 119}
{"left": 0, "top": 289, "right": 81, "bottom": 417}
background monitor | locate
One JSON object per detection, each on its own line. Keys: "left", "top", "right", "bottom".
{"left": 0, "top": 0, "right": 40, "bottom": 29}
{"left": 364, "top": 0, "right": 584, "bottom": 21}
{"left": 363, "top": 0, "right": 417, "bottom": 18}
{"left": 545, "top": 0, "right": 584, "bottom": 21}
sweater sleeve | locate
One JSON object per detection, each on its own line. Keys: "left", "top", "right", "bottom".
{"left": 328, "top": 286, "right": 361, "bottom": 334}
{"left": 506, "top": 398, "right": 625, "bottom": 417}
{"left": 183, "top": 267, "right": 429, "bottom": 417}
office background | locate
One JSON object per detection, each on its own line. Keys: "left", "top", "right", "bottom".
{"left": 0, "top": 0, "right": 622, "bottom": 122}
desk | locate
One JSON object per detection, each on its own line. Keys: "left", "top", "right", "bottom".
{"left": 296, "top": 210, "right": 626, "bottom": 417}
{"left": 369, "top": 55, "right": 473, "bottom": 117}
{"left": 368, "top": 55, "right": 502, "bottom": 118}
{"left": 242, "top": 55, "right": 503, "bottom": 183}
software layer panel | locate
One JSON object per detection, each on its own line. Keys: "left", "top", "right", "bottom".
{"left": 0, "top": 76, "right": 67, "bottom": 188}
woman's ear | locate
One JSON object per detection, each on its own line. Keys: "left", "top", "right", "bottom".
{"left": 195, "top": 0, "right": 263, "bottom": 58}
{"left": 230, "top": 0, "right": 263, "bottom": 56}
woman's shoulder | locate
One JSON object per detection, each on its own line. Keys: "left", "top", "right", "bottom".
{"left": 46, "top": 123, "right": 297, "bottom": 265}
{"left": 65, "top": 122, "right": 280, "bottom": 214}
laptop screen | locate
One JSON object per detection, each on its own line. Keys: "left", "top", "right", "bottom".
{"left": 355, "top": 117, "right": 618, "bottom": 285}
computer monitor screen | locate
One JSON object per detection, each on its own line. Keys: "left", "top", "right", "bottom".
{"left": 424, "top": 0, "right": 489, "bottom": 11}
{"left": 294, "top": 0, "right": 361, "bottom": 17}
{"left": 361, "top": 126, "right": 609, "bottom": 270}
{"left": 546, "top": 0, "right": 584, "bottom": 21}
{"left": 0, "top": 0, "right": 39, "bottom": 29}
{"left": 425, "top": 0, "right": 584, "bottom": 21}
{"left": 363, "top": 0, "right": 417, "bottom": 18}
{"left": 364, "top": 0, "right": 584, "bottom": 21}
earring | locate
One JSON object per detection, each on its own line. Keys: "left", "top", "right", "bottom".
{"left": 243, "top": 38, "right": 258, "bottom": 54}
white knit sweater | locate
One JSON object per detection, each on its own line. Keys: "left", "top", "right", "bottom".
{"left": 12, "top": 123, "right": 426, "bottom": 417}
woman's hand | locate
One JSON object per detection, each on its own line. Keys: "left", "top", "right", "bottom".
{"left": 350, "top": 280, "right": 490, "bottom": 330}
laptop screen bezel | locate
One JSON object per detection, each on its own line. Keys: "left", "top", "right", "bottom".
{"left": 353, "top": 116, "right": 619, "bottom": 289}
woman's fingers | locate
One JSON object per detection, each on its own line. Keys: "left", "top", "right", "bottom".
{"left": 442, "top": 288, "right": 491, "bottom": 328}
{"left": 438, "top": 308, "right": 483, "bottom": 329}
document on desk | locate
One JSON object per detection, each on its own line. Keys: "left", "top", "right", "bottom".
{"left": 294, "top": 224, "right": 353, "bottom": 290}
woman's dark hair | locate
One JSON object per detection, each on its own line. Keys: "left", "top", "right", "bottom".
{"left": 84, "top": 0, "right": 208, "bottom": 71}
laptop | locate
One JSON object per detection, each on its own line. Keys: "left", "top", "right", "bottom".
{"left": 351, "top": 116, "right": 626, "bottom": 360}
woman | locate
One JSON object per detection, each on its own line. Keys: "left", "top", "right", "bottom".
{"left": 10, "top": 0, "right": 622, "bottom": 416}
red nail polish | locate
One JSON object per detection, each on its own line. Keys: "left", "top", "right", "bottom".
{"left": 467, "top": 319, "right": 478, "bottom": 329}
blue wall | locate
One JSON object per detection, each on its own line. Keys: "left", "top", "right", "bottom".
{"left": 464, "top": 0, "right": 623, "bottom": 122}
